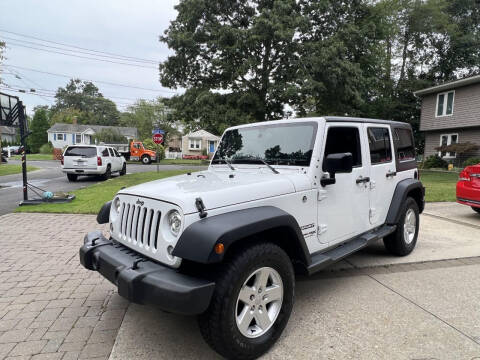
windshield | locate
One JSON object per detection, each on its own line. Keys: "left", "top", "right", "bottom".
{"left": 64, "top": 146, "right": 97, "bottom": 158}
{"left": 212, "top": 122, "right": 317, "bottom": 167}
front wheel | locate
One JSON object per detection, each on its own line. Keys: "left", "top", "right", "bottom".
{"left": 198, "top": 243, "right": 294, "bottom": 360}
{"left": 384, "top": 197, "right": 419, "bottom": 256}
{"left": 141, "top": 155, "right": 151, "bottom": 165}
{"left": 472, "top": 206, "right": 480, "bottom": 214}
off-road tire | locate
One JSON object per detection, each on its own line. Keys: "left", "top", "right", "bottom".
{"left": 102, "top": 165, "right": 111, "bottom": 180}
{"left": 198, "top": 243, "right": 294, "bottom": 360}
{"left": 120, "top": 163, "right": 126, "bottom": 176}
{"left": 472, "top": 206, "right": 480, "bottom": 214}
{"left": 384, "top": 196, "right": 419, "bottom": 256}
{"left": 141, "top": 155, "right": 151, "bottom": 165}
{"left": 67, "top": 173, "right": 77, "bottom": 182}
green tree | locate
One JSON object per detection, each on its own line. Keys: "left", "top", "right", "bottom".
{"left": 52, "top": 79, "right": 120, "bottom": 126}
{"left": 29, "top": 107, "right": 50, "bottom": 153}
{"left": 120, "top": 98, "right": 179, "bottom": 141}
{"left": 159, "top": 0, "right": 304, "bottom": 122}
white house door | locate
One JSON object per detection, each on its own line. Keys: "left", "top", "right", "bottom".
{"left": 317, "top": 123, "right": 371, "bottom": 245}
{"left": 365, "top": 125, "right": 397, "bottom": 226}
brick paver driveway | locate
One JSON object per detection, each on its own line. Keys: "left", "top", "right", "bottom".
{"left": 0, "top": 213, "right": 128, "bottom": 360}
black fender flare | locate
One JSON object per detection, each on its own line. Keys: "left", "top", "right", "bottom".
{"left": 97, "top": 201, "right": 111, "bottom": 224}
{"left": 385, "top": 179, "right": 425, "bottom": 225}
{"left": 172, "top": 206, "right": 311, "bottom": 265}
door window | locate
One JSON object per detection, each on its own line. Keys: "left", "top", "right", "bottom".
{"left": 323, "top": 127, "right": 362, "bottom": 171}
{"left": 368, "top": 127, "right": 392, "bottom": 164}
{"left": 108, "top": 148, "right": 114, "bottom": 157}
{"left": 101, "top": 148, "right": 109, "bottom": 157}
{"left": 113, "top": 149, "right": 121, "bottom": 157}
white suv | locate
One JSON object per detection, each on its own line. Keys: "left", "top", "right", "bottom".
{"left": 62, "top": 145, "right": 126, "bottom": 181}
{"left": 80, "top": 117, "right": 424, "bottom": 359}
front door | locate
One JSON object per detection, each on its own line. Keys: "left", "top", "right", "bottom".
{"left": 209, "top": 141, "right": 215, "bottom": 153}
{"left": 365, "top": 125, "right": 397, "bottom": 226}
{"left": 317, "top": 124, "right": 371, "bottom": 245}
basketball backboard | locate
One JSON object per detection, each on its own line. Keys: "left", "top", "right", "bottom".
{"left": 0, "top": 92, "right": 20, "bottom": 126}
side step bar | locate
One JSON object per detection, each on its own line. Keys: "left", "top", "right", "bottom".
{"left": 307, "top": 224, "right": 396, "bottom": 275}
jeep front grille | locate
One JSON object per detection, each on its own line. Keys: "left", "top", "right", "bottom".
{"left": 112, "top": 194, "right": 182, "bottom": 268}
{"left": 119, "top": 203, "right": 161, "bottom": 250}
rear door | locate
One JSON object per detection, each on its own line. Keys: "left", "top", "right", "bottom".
{"left": 63, "top": 146, "right": 98, "bottom": 169}
{"left": 108, "top": 148, "right": 121, "bottom": 171}
{"left": 317, "top": 123, "right": 371, "bottom": 245}
{"left": 365, "top": 125, "right": 397, "bottom": 226}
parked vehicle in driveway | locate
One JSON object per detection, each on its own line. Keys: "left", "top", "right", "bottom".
{"left": 61, "top": 145, "right": 126, "bottom": 181}
{"left": 105, "top": 141, "right": 156, "bottom": 164}
{"left": 457, "top": 162, "right": 480, "bottom": 213}
{"left": 80, "top": 117, "right": 424, "bottom": 359}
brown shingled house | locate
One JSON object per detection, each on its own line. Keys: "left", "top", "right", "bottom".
{"left": 415, "top": 75, "right": 480, "bottom": 163}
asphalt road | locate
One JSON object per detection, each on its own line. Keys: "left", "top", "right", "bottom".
{"left": 0, "top": 159, "right": 205, "bottom": 215}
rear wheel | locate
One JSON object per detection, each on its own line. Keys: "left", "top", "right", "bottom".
{"left": 384, "top": 197, "right": 419, "bottom": 256}
{"left": 472, "top": 207, "right": 480, "bottom": 214}
{"left": 141, "top": 155, "right": 151, "bottom": 165}
{"left": 67, "top": 173, "right": 77, "bottom": 182}
{"left": 102, "top": 165, "right": 111, "bottom": 180}
{"left": 198, "top": 243, "right": 294, "bottom": 360}
{"left": 120, "top": 163, "right": 126, "bottom": 176}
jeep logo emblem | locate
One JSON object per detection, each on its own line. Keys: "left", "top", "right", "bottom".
{"left": 136, "top": 199, "right": 144, "bottom": 206}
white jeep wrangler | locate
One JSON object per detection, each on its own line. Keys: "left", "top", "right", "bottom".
{"left": 80, "top": 117, "right": 424, "bottom": 359}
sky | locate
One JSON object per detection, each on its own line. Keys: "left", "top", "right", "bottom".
{"left": 0, "top": 0, "right": 181, "bottom": 115}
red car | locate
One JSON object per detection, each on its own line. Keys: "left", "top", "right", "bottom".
{"left": 457, "top": 163, "right": 480, "bottom": 214}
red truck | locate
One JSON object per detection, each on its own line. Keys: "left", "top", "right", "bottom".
{"left": 105, "top": 141, "right": 157, "bottom": 164}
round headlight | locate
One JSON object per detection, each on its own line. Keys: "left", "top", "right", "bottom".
{"left": 113, "top": 197, "right": 121, "bottom": 213}
{"left": 168, "top": 210, "right": 182, "bottom": 236}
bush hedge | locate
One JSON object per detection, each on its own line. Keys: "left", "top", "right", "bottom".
{"left": 422, "top": 155, "right": 448, "bottom": 169}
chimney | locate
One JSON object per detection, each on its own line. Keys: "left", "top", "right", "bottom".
{"left": 72, "top": 116, "right": 78, "bottom": 125}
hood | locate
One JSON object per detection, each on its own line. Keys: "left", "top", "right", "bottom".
{"left": 118, "top": 169, "right": 307, "bottom": 214}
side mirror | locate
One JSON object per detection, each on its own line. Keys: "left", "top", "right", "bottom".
{"left": 321, "top": 153, "right": 353, "bottom": 186}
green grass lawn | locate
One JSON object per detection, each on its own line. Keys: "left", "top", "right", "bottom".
{"left": 0, "top": 164, "right": 40, "bottom": 176}
{"left": 127, "top": 159, "right": 208, "bottom": 166}
{"left": 420, "top": 170, "right": 458, "bottom": 202}
{"left": 15, "top": 170, "right": 192, "bottom": 214}
{"left": 10, "top": 154, "right": 57, "bottom": 161}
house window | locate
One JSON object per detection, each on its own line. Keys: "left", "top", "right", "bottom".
{"left": 189, "top": 139, "right": 201, "bottom": 150}
{"left": 75, "top": 134, "right": 82, "bottom": 144}
{"left": 57, "top": 133, "right": 64, "bottom": 141}
{"left": 439, "top": 134, "right": 458, "bottom": 158}
{"left": 436, "top": 91, "right": 454, "bottom": 117}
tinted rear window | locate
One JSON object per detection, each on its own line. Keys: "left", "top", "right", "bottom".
{"left": 394, "top": 128, "right": 415, "bottom": 161}
{"left": 64, "top": 147, "right": 97, "bottom": 158}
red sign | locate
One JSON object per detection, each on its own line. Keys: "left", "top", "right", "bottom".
{"left": 153, "top": 133, "right": 164, "bottom": 144}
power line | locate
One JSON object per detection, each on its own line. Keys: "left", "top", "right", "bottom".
{"left": 0, "top": 29, "right": 158, "bottom": 64}
{"left": 3, "top": 64, "right": 176, "bottom": 94}
{"left": 1, "top": 35, "right": 157, "bottom": 65}
{"left": 6, "top": 42, "right": 158, "bottom": 69}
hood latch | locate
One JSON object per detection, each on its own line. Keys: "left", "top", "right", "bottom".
{"left": 195, "top": 197, "right": 208, "bottom": 219}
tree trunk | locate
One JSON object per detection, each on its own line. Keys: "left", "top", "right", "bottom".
{"left": 399, "top": 29, "right": 409, "bottom": 85}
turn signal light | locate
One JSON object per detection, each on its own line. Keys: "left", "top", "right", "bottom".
{"left": 97, "top": 156, "right": 102, "bottom": 166}
{"left": 214, "top": 243, "right": 225, "bottom": 254}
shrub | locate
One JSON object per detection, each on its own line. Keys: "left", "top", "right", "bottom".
{"left": 463, "top": 157, "right": 480, "bottom": 167}
{"left": 142, "top": 139, "right": 165, "bottom": 160}
{"left": 39, "top": 142, "right": 54, "bottom": 154}
{"left": 423, "top": 155, "right": 448, "bottom": 169}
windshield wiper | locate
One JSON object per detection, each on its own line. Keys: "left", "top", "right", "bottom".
{"left": 233, "top": 157, "right": 279, "bottom": 174}
{"left": 212, "top": 157, "right": 235, "bottom": 170}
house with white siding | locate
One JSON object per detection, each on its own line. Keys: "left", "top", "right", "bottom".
{"left": 47, "top": 123, "right": 138, "bottom": 149}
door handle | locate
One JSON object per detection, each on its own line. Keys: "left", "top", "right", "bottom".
{"left": 386, "top": 171, "right": 397, "bottom": 178}
{"left": 356, "top": 176, "right": 370, "bottom": 184}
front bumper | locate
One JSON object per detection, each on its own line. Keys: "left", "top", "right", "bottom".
{"left": 79, "top": 231, "right": 215, "bottom": 315}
